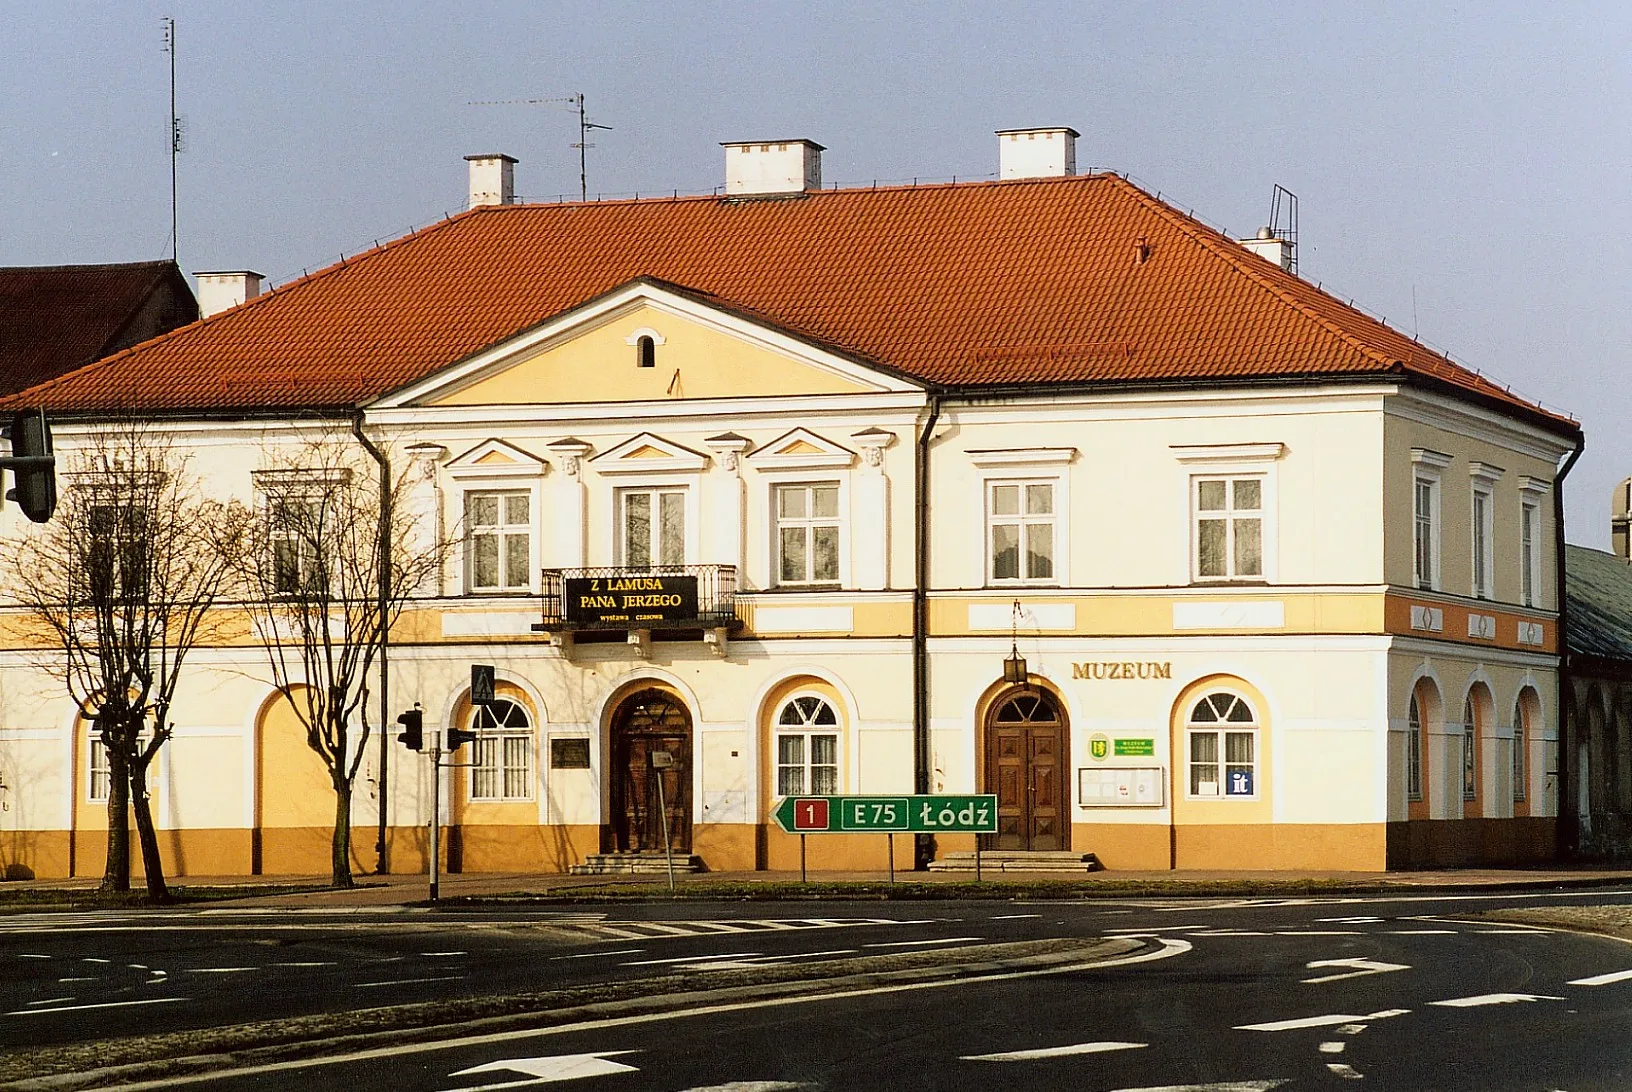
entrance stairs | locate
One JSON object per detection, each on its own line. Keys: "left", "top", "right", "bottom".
{"left": 569, "top": 852, "right": 706, "bottom": 876}
{"left": 928, "top": 850, "right": 1101, "bottom": 873}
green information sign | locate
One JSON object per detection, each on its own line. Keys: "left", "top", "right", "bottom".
{"left": 772, "top": 794, "right": 998, "bottom": 834}
{"left": 1114, "top": 738, "right": 1156, "bottom": 757}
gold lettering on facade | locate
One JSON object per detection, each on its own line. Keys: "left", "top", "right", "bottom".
{"left": 1072, "top": 661, "right": 1171, "bottom": 680}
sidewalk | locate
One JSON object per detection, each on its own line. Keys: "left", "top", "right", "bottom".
{"left": 9, "top": 865, "right": 1632, "bottom": 910}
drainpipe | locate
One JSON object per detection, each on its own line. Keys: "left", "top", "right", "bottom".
{"left": 352, "top": 412, "right": 392, "bottom": 874}
{"left": 1553, "top": 433, "right": 1584, "bottom": 859}
{"left": 912, "top": 393, "right": 942, "bottom": 870}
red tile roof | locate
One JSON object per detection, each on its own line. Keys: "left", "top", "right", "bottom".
{"left": 0, "top": 261, "right": 197, "bottom": 397}
{"left": 5, "top": 176, "right": 1576, "bottom": 435}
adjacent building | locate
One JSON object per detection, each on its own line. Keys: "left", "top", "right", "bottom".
{"left": 0, "top": 131, "right": 1582, "bottom": 877}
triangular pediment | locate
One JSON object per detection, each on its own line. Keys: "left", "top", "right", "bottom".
{"left": 373, "top": 279, "right": 922, "bottom": 410}
{"left": 592, "top": 432, "right": 709, "bottom": 474}
{"left": 445, "top": 438, "right": 549, "bottom": 479}
{"left": 747, "top": 427, "right": 855, "bottom": 470}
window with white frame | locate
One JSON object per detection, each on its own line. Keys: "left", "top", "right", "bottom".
{"left": 1407, "top": 693, "right": 1423, "bottom": 802}
{"left": 469, "top": 699, "right": 533, "bottom": 802}
{"left": 466, "top": 491, "right": 532, "bottom": 592}
{"left": 1512, "top": 694, "right": 1529, "bottom": 802}
{"left": 267, "top": 494, "right": 324, "bottom": 597}
{"left": 776, "top": 483, "right": 841, "bottom": 586}
{"left": 1462, "top": 696, "right": 1478, "bottom": 802}
{"left": 1414, "top": 476, "right": 1437, "bottom": 590}
{"left": 1520, "top": 500, "right": 1539, "bottom": 607}
{"left": 88, "top": 735, "right": 111, "bottom": 802}
{"left": 987, "top": 480, "right": 1055, "bottom": 583}
{"left": 775, "top": 695, "right": 840, "bottom": 796}
{"left": 1186, "top": 691, "right": 1258, "bottom": 798}
{"left": 1194, "top": 476, "right": 1263, "bottom": 580}
{"left": 87, "top": 503, "right": 152, "bottom": 603}
{"left": 620, "top": 487, "right": 686, "bottom": 570}
{"left": 1471, "top": 486, "right": 1494, "bottom": 599}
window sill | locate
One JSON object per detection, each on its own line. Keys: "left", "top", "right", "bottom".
{"left": 768, "top": 583, "right": 845, "bottom": 593}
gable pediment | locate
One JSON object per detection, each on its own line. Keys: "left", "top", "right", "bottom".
{"left": 373, "top": 280, "right": 921, "bottom": 410}
{"left": 592, "top": 433, "right": 709, "bottom": 474}
{"left": 445, "top": 438, "right": 549, "bottom": 479}
{"left": 747, "top": 427, "right": 856, "bottom": 471}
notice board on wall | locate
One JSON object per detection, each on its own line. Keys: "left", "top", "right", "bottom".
{"left": 1078, "top": 766, "right": 1165, "bottom": 807}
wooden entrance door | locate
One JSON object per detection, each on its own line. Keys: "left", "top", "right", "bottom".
{"left": 609, "top": 689, "right": 692, "bottom": 853}
{"left": 985, "top": 691, "right": 1068, "bottom": 851}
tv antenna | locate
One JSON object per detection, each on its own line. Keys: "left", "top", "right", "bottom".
{"left": 467, "top": 93, "right": 613, "bottom": 202}
{"left": 160, "top": 17, "right": 186, "bottom": 263}
{"left": 1268, "top": 184, "right": 1299, "bottom": 276}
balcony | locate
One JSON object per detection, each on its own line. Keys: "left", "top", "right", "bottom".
{"left": 535, "top": 565, "right": 743, "bottom": 635}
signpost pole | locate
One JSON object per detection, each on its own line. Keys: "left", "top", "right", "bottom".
{"left": 800, "top": 834, "right": 807, "bottom": 884}
{"left": 976, "top": 840, "right": 982, "bottom": 883}
{"left": 428, "top": 742, "right": 442, "bottom": 903}
{"left": 888, "top": 833, "right": 895, "bottom": 884}
{"left": 655, "top": 761, "right": 675, "bottom": 894}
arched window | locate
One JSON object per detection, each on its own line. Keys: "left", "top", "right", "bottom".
{"left": 470, "top": 698, "right": 533, "bottom": 801}
{"left": 776, "top": 694, "right": 839, "bottom": 796}
{"left": 636, "top": 335, "right": 656, "bottom": 369}
{"left": 1407, "top": 694, "right": 1423, "bottom": 802}
{"left": 1186, "top": 691, "right": 1257, "bottom": 798}
{"left": 1462, "top": 696, "right": 1478, "bottom": 802}
{"left": 1513, "top": 693, "right": 1530, "bottom": 803}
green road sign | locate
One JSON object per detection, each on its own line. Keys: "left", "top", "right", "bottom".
{"left": 772, "top": 794, "right": 998, "bottom": 834}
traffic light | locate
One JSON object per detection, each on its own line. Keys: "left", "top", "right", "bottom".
{"left": 444, "top": 722, "right": 478, "bottom": 752}
{"left": 2, "top": 409, "right": 56, "bottom": 523}
{"left": 396, "top": 706, "right": 423, "bottom": 751}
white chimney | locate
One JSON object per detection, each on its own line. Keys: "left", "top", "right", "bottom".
{"left": 1614, "top": 477, "right": 1632, "bottom": 560}
{"left": 465, "top": 153, "right": 518, "bottom": 208}
{"left": 193, "top": 270, "right": 264, "bottom": 318}
{"left": 1240, "top": 227, "right": 1295, "bottom": 272}
{"left": 721, "top": 139, "right": 824, "bottom": 196}
{"left": 996, "top": 127, "right": 1079, "bottom": 180}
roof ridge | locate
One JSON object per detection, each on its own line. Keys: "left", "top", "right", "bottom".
{"left": 3, "top": 209, "right": 488, "bottom": 409}
{"left": 1104, "top": 174, "right": 1398, "bottom": 371}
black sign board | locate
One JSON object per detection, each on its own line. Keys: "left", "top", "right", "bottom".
{"left": 471, "top": 664, "right": 496, "bottom": 706}
{"left": 564, "top": 574, "right": 698, "bottom": 626}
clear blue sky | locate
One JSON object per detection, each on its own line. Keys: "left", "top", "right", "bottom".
{"left": 5, "top": 2, "right": 1627, "bottom": 546}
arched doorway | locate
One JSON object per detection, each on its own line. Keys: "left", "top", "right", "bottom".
{"left": 607, "top": 687, "right": 692, "bottom": 853}
{"left": 983, "top": 689, "right": 1069, "bottom": 851}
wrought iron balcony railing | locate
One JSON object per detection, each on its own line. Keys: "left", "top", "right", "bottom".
{"left": 536, "top": 564, "right": 741, "bottom": 632}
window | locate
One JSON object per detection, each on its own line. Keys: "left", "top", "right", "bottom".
{"left": 467, "top": 491, "right": 531, "bottom": 592}
{"left": 637, "top": 336, "right": 656, "bottom": 369}
{"left": 1462, "top": 696, "right": 1478, "bottom": 802}
{"left": 620, "top": 488, "right": 686, "bottom": 570}
{"left": 1407, "top": 694, "right": 1423, "bottom": 802}
{"left": 267, "top": 494, "right": 323, "bottom": 597}
{"left": 88, "top": 735, "right": 111, "bottom": 802}
{"left": 1194, "top": 476, "right": 1263, "bottom": 580}
{"left": 1186, "top": 691, "right": 1257, "bottom": 798}
{"left": 776, "top": 483, "right": 840, "bottom": 586}
{"left": 1471, "top": 487, "right": 1493, "bottom": 599}
{"left": 987, "top": 480, "right": 1055, "bottom": 583}
{"left": 470, "top": 699, "right": 533, "bottom": 801}
{"left": 1414, "top": 477, "right": 1437, "bottom": 590}
{"left": 1511, "top": 700, "right": 1527, "bottom": 801}
{"left": 1520, "top": 501, "right": 1539, "bottom": 607}
{"left": 87, "top": 504, "right": 151, "bottom": 602}
{"left": 775, "top": 695, "right": 839, "bottom": 796}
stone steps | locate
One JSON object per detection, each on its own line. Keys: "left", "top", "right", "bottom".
{"left": 928, "top": 850, "right": 1101, "bottom": 873}
{"left": 569, "top": 852, "right": 706, "bottom": 876}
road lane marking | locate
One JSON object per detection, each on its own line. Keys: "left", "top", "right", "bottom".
{"left": 1318, "top": 1042, "right": 1345, "bottom": 1054}
{"left": 1326, "top": 1063, "right": 1363, "bottom": 1079}
{"left": 1335, "top": 1024, "right": 1366, "bottom": 1035}
{"left": 621, "top": 953, "right": 761, "bottom": 967}
{"left": 25, "top": 997, "right": 75, "bottom": 1006}
{"left": 1474, "top": 929, "right": 1550, "bottom": 935}
{"left": 1387, "top": 929, "right": 1456, "bottom": 935}
{"left": 552, "top": 949, "right": 645, "bottom": 960}
{"left": 990, "top": 914, "right": 1041, "bottom": 920}
{"left": 17, "top": 954, "right": 49, "bottom": 959}
{"left": 272, "top": 961, "right": 337, "bottom": 967}
{"left": 1568, "top": 969, "right": 1632, "bottom": 986}
{"left": 863, "top": 937, "right": 983, "bottom": 948}
{"left": 1237, "top": 1008, "right": 1410, "bottom": 1031}
{"left": 357, "top": 975, "right": 465, "bottom": 988}
{"left": 56, "top": 977, "right": 97, "bottom": 983}
{"left": 6, "top": 997, "right": 186, "bottom": 1016}
{"left": 82, "top": 957, "right": 112, "bottom": 964}
{"left": 963, "top": 1041, "right": 1147, "bottom": 1061}
{"left": 449, "top": 1051, "right": 639, "bottom": 1087}
{"left": 1316, "top": 917, "right": 1382, "bottom": 924}
{"left": 1190, "top": 931, "right": 1270, "bottom": 937}
{"left": 1274, "top": 931, "right": 1362, "bottom": 937}
{"left": 688, "top": 951, "right": 860, "bottom": 971}
{"left": 188, "top": 967, "right": 257, "bottom": 974}
{"left": 1100, "top": 1083, "right": 1285, "bottom": 1091}
{"left": 1302, "top": 958, "right": 1411, "bottom": 984}
{"left": 421, "top": 951, "right": 468, "bottom": 957}
{"left": 1430, "top": 993, "right": 1565, "bottom": 1008}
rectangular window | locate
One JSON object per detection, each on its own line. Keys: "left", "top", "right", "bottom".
{"left": 268, "top": 495, "right": 323, "bottom": 596}
{"left": 466, "top": 490, "right": 532, "bottom": 592}
{"left": 1194, "top": 477, "right": 1263, "bottom": 581}
{"left": 776, "top": 483, "right": 841, "bottom": 586}
{"left": 1407, "top": 701, "right": 1423, "bottom": 802}
{"left": 1513, "top": 715, "right": 1527, "bottom": 803}
{"left": 1463, "top": 722, "right": 1477, "bottom": 802}
{"left": 471, "top": 732, "right": 533, "bottom": 801}
{"left": 1471, "top": 488, "right": 1493, "bottom": 599}
{"left": 987, "top": 480, "right": 1055, "bottom": 583}
{"left": 1414, "top": 477, "right": 1436, "bottom": 590}
{"left": 776, "top": 731, "right": 839, "bottom": 795}
{"left": 88, "top": 504, "right": 151, "bottom": 602}
{"left": 621, "top": 488, "right": 686, "bottom": 570}
{"left": 1521, "top": 501, "right": 1538, "bottom": 607}
{"left": 1187, "top": 729, "right": 1256, "bottom": 797}
{"left": 88, "top": 737, "right": 110, "bottom": 802}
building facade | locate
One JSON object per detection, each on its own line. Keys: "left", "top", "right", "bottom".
{"left": 0, "top": 132, "right": 1581, "bottom": 877}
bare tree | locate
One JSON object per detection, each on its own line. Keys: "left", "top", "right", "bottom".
{"left": 240, "top": 430, "right": 448, "bottom": 887}
{"left": 4, "top": 421, "right": 246, "bottom": 899}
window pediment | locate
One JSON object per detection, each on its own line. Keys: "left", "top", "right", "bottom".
{"left": 966, "top": 446, "right": 1078, "bottom": 469}
{"left": 592, "top": 432, "right": 709, "bottom": 474}
{"left": 445, "top": 438, "right": 548, "bottom": 480}
{"left": 749, "top": 428, "right": 855, "bottom": 471}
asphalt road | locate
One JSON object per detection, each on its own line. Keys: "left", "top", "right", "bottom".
{"left": 10, "top": 888, "right": 1632, "bottom": 1089}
